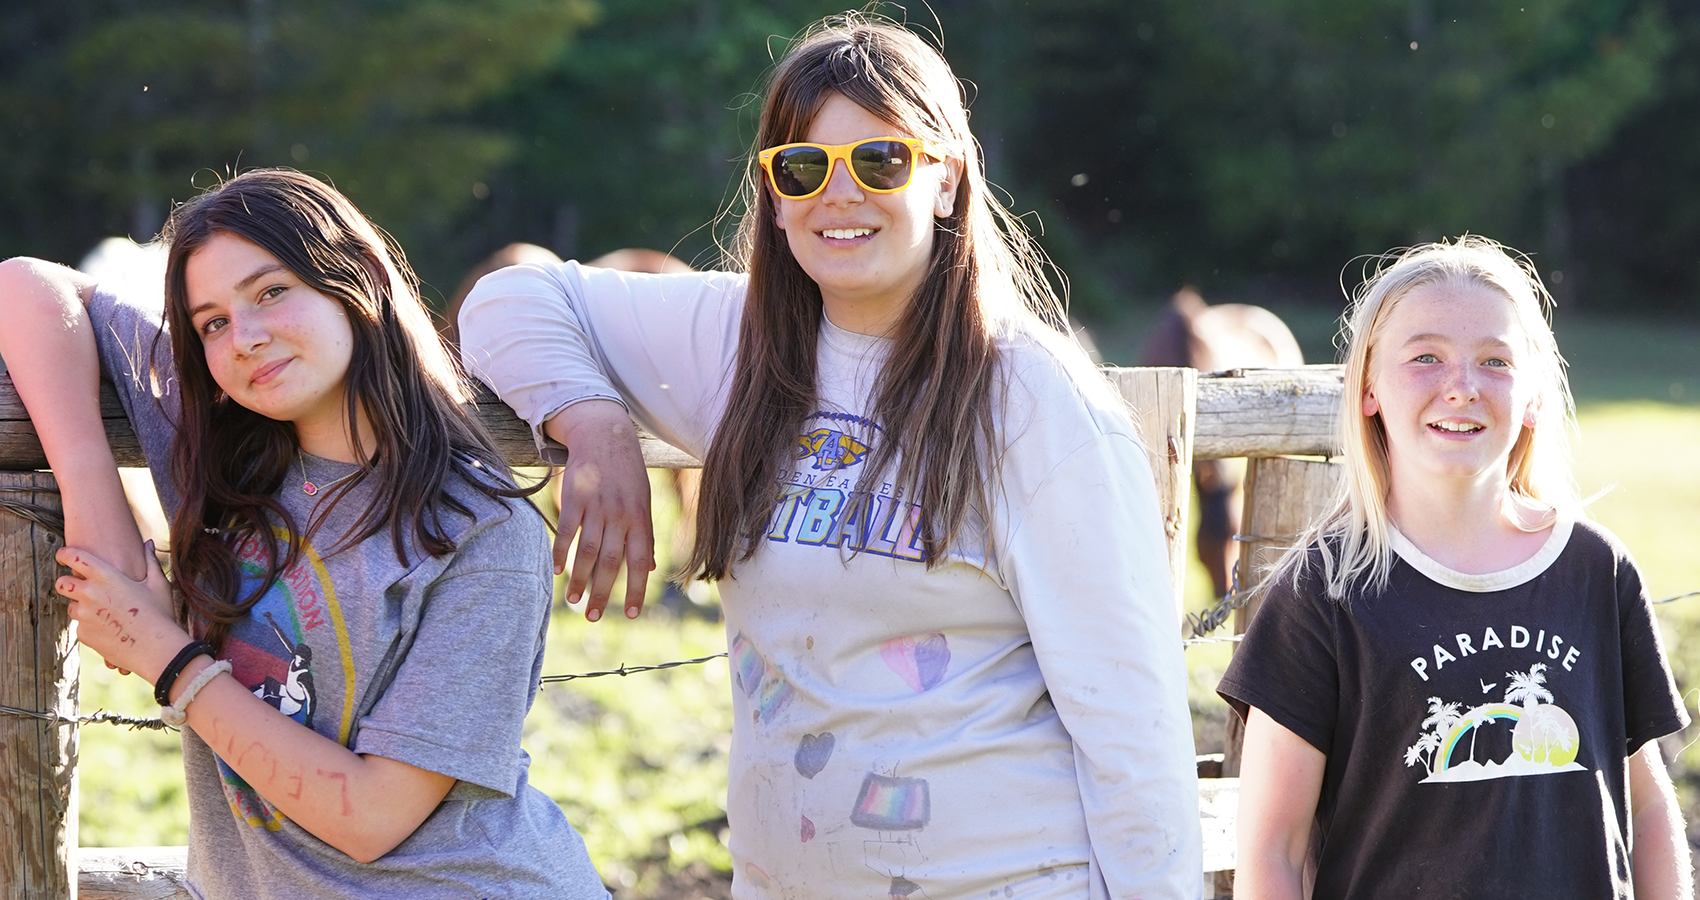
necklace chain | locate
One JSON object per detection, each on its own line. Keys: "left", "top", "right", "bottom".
{"left": 299, "top": 453, "right": 360, "bottom": 496}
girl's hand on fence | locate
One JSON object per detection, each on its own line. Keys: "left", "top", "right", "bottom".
{"left": 545, "top": 399, "right": 656, "bottom": 623}
{"left": 54, "top": 541, "right": 188, "bottom": 684}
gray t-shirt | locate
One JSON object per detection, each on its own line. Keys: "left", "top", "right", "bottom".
{"left": 89, "top": 281, "right": 608, "bottom": 900}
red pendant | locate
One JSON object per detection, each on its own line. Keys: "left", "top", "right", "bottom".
{"left": 303, "top": 481, "right": 318, "bottom": 496}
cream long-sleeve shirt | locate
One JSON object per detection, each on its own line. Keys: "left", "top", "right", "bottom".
{"left": 459, "top": 262, "right": 1202, "bottom": 900}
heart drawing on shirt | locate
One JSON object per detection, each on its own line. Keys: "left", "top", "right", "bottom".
{"left": 879, "top": 632, "right": 950, "bottom": 692}
{"left": 801, "top": 814, "right": 816, "bottom": 842}
{"left": 795, "top": 731, "right": 836, "bottom": 779}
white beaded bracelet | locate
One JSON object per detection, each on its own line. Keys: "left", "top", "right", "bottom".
{"left": 160, "top": 660, "right": 232, "bottom": 728}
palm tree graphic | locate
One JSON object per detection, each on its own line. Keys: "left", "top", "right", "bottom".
{"left": 1504, "top": 663, "right": 1553, "bottom": 709}
{"left": 1405, "top": 697, "right": 1462, "bottom": 775}
{"left": 1460, "top": 706, "right": 1492, "bottom": 764}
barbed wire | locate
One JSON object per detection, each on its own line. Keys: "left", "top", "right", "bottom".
{"left": 1186, "top": 568, "right": 1249, "bottom": 639}
{"left": 6, "top": 581, "right": 1696, "bottom": 732}
{"left": 0, "top": 703, "right": 173, "bottom": 731}
{"left": 0, "top": 485, "right": 66, "bottom": 536}
{"left": 538, "top": 653, "right": 729, "bottom": 684}
{"left": 2, "top": 628, "right": 1262, "bottom": 731}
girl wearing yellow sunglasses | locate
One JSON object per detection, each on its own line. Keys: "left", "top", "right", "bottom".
{"left": 758, "top": 136, "right": 945, "bottom": 199}
{"left": 461, "top": 13, "right": 1201, "bottom": 899}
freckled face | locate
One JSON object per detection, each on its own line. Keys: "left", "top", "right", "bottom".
{"left": 772, "top": 92, "right": 959, "bottom": 330}
{"left": 183, "top": 233, "right": 356, "bottom": 434}
{"left": 1362, "top": 282, "right": 1541, "bottom": 486}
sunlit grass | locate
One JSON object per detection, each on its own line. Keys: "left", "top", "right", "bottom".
{"left": 74, "top": 652, "right": 191, "bottom": 848}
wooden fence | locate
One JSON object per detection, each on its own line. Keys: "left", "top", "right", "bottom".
{"left": 0, "top": 365, "right": 1345, "bottom": 900}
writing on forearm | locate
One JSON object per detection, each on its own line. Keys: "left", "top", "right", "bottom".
{"left": 318, "top": 769, "right": 354, "bottom": 816}
{"left": 236, "top": 739, "right": 270, "bottom": 769}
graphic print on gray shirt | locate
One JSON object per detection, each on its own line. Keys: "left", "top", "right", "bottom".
{"left": 89, "top": 280, "right": 608, "bottom": 900}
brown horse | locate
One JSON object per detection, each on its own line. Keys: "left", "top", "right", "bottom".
{"left": 1138, "top": 288, "right": 1304, "bottom": 599}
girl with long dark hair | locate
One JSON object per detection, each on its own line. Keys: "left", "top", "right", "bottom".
{"left": 460, "top": 15, "right": 1201, "bottom": 899}
{"left": 0, "top": 169, "right": 606, "bottom": 898}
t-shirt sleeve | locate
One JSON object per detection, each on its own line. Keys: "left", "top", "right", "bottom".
{"left": 1615, "top": 550, "right": 1689, "bottom": 753}
{"left": 457, "top": 261, "right": 746, "bottom": 461}
{"left": 349, "top": 507, "right": 553, "bottom": 798}
{"left": 1216, "top": 552, "right": 1341, "bottom": 755}
{"left": 85, "top": 280, "right": 182, "bottom": 515}
{"left": 1000, "top": 431, "right": 1203, "bottom": 899}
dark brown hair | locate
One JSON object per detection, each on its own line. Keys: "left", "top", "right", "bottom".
{"left": 689, "top": 16, "right": 1067, "bottom": 579}
{"left": 160, "top": 168, "right": 535, "bottom": 649}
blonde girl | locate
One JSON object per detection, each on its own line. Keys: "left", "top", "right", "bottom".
{"left": 459, "top": 14, "right": 1201, "bottom": 900}
{"left": 1219, "top": 237, "right": 1690, "bottom": 899}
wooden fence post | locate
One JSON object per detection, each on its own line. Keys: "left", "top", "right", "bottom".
{"left": 0, "top": 471, "right": 76, "bottom": 900}
{"left": 1213, "top": 457, "right": 1341, "bottom": 898}
{"left": 1104, "top": 367, "right": 1198, "bottom": 619}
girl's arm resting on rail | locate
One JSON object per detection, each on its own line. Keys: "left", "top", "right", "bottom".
{"left": 543, "top": 398, "right": 653, "bottom": 621}
{"left": 458, "top": 262, "right": 741, "bottom": 618}
{"left": 1628, "top": 740, "right": 1693, "bottom": 900}
{"left": 457, "top": 261, "right": 743, "bottom": 458}
{"left": 1235, "top": 707, "right": 1324, "bottom": 900}
{"left": 0, "top": 258, "right": 147, "bottom": 580}
{"left": 55, "top": 545, "right": 453, "bottom": 864}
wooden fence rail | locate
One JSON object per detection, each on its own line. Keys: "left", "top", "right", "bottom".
{"left": 0, "top": 366, "right": 1344, "bottom": 471}
{"left": 0, "top": 365, "right": 1345, "bottom": 900}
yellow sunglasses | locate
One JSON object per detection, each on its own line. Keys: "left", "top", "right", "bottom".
{"left": 758, "top": 137, "right": 945, "bottom": 200}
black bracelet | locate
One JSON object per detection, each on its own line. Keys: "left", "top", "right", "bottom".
{"left": 154, "top": 640, "right": 215, "bottom": 707}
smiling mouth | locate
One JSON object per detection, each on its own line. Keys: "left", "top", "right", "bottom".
{"left": 821, "top": 227, "right": 874, "bottom": 240}
{"left": 1429, "top": 421, "right": 1484, "bottom": 434}
{"left": 251, "top": 358, "right": 292, "bottom": 385}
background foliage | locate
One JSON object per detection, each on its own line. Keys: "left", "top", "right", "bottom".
{"left": 4, "top": 0, "right": 1698, "bottom": 316}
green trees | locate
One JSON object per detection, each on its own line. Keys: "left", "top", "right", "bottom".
{"left": 0, "top": 0, "right": 595, "bottom": 288}
{"left": 2, "top": 0, "right": 1695, "bottom": 312}
{"left": 997, "top": 0, "right": 1675, "bottom": 299}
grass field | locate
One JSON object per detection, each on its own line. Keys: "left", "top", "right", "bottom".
{"left": 70, "top": 308, "right": 1700, "bottom": 891}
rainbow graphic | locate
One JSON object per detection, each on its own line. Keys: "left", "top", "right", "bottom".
{"left": 850, "top": 773, "right": 931, "bottom": 830}
{"left": 730, "top": 633, "right": 794, "bottom": 725}
{"left": 1435, "top": 703, "right": 1523, "bottom": 772}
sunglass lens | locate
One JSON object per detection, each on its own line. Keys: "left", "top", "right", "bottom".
{"left": 772, "top": 146, "right": 830, "bottom": 197}
{"left": 851, "top": 141, "right": 914, "bottom": 191}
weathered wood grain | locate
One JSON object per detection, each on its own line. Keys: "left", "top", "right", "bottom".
{"left": 1104, "top": 366, "right": 1196, "bottom": 615}
{"left": 1199, "top": 776, "right": 1240, "bottom": 876}
{"left": 1193, "top": 365, "right": 1343, "bottom": 460}
{"left": 0, "top": 367, "right": 1343, "bottom": 470}
{"left": 77, "top": 846, "right": 191, "bottom": 900}
{"left": 0, "top": 472, "right": 75, "bottom": 900}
